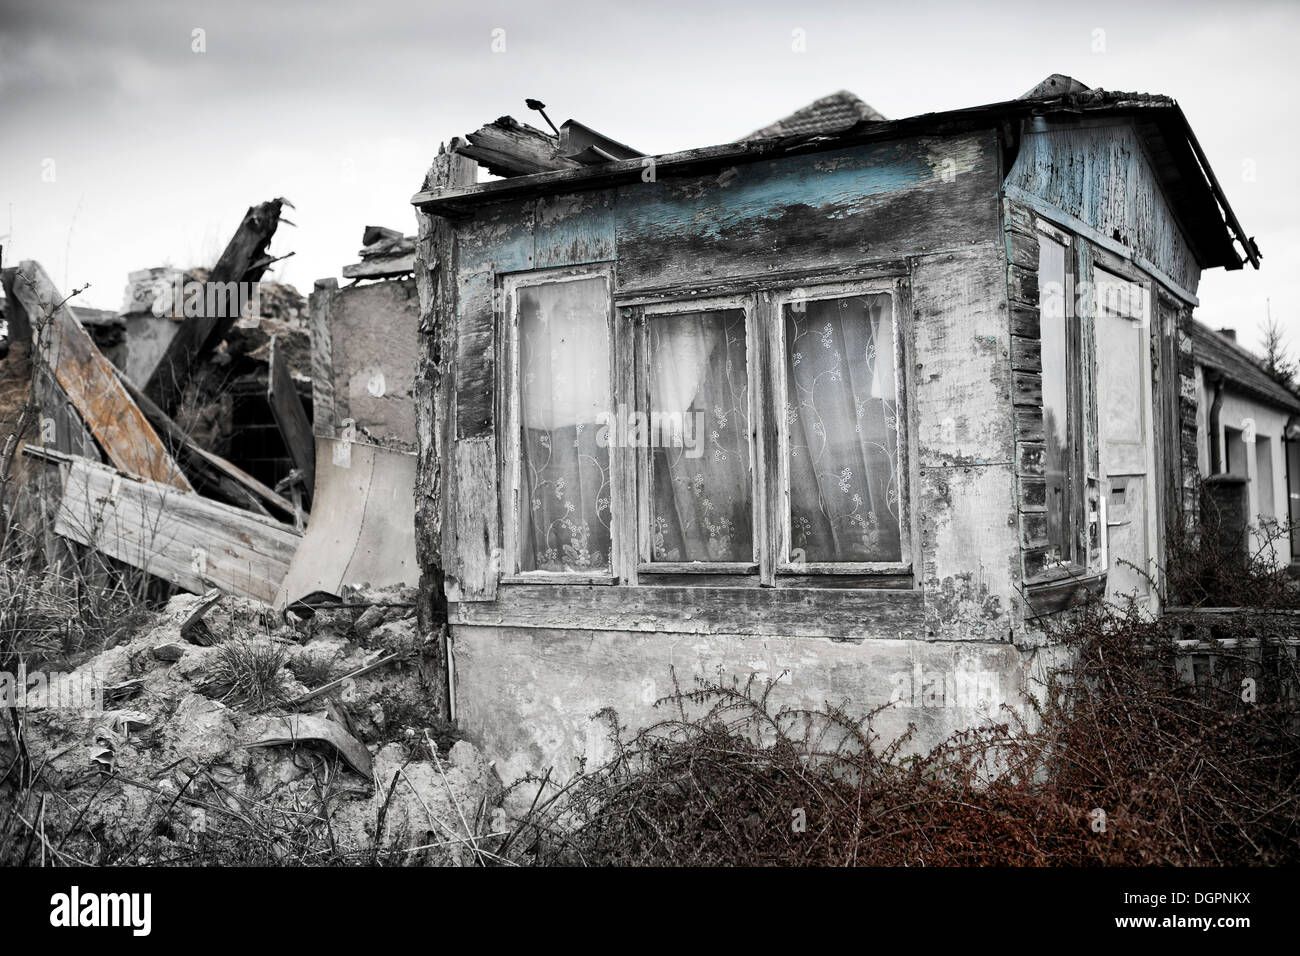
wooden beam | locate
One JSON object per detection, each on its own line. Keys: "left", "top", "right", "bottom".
{"left": 144, "top": 198, "right": 287, "bottom": 412}
{"left": 340, "top": 253, "right": 415, "bottom": 280}
{"left": 111, "top": 365, "right": 295, "bottom": 517}
{"left": 413, "top": 141, "right": 477, "bottom": 720}
{"left": 38, "top": 450, "right": 301, "bottom": 604}
{"left": 459, "top": 116, "right": 581, "bottom": 177}
{"left": 267, "top": 335, "right": 315, "bottom": 494}
{"left": 6, "top": 261, "right": 191, "bottom": 490}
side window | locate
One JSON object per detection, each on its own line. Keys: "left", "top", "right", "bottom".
{"left": 1038, "top": 233, "right": 1076, "bottom": 567}
{"left": 780, "top": 290, "right": 904, "bottom": 568}
{"left": 510, "top": 273, "right": 614, "bottom": 575}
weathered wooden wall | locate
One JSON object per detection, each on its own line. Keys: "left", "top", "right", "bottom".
{"left": 1004, "top": 118, "right": 1202, "bottom": 300}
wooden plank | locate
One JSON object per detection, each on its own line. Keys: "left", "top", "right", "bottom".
{"left": 1009, "top": 303, "right": 1040, "bottom": 339}
{"left": 1012, "top": 368, "right": 1043, "bottom": 408}
{"left": 460, "top": 116, "right": 581, "bottom": 178}
{"left": 443, "top": 437, "right": 498, "bottom": 601}
{"left": 614, "top": 132, "right": 1002, "bottom": 294}
{"left": 1007, "top": 263, "right": 1038, "bottom": 306}
{"left": 454, "top": 271, "right": 494, "bottom": 439}
{"left": 309, "top": 279, "right": 337, "bottom": 437}
{"left": 8, "top": 261, "right": 191, "bottom": 490}
{"left": 1010, "top": 335, "right": 1041, "bottom": 372}
{"left": 267, "top": 335, "right": 315, "bottom": 493}
{"left": 413, "top": 141, "right": 477, "bottom": 719}
{"left": 52, "top": 456, "right": 300, "bottom": 604}
{"left": 1014, "top": 407, "right": 1045, "bottom": 443}
{"left": 1020, "top": 512, "right": 1048, "bottom": 549}
{"left": 340, "top": 253, "right": 415, "bottom": 280}
{"left": 145, "top": 198, "right": 286, "bottom": 412}
{"left": 450, "top": 583, "right": 925, "bottom": 640}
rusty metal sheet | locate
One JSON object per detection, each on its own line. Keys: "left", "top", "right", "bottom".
{"left": 273, "top": 437, "right": 418, "bottom": 609}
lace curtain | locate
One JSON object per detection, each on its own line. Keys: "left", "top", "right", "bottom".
{"left": 784, "top": 293, "right": 901, "bottom": 563}
{"left": 517, "top": 277, "right": 612, "bottom": 573}
{"left": 648, "top": 309, "right": 753, "bottom": 563}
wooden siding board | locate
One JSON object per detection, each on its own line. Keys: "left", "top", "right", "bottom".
{"left": 454, "top": 270, "right": 495, "bottom": 439}
{"left": 1006, "top": 120, "right": 1201, "bottom": 296}
{"left": 615, "top": 132, "right": 1002, "bottom": 293}
{"left": 55, "top": 458, "right": 300, "bottom": 604}
{"left": 450, "top": 584, "right": 926, "bottom": 640}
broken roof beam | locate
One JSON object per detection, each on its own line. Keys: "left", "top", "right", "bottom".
{"left": 267, "top": 335, "right": 315, "bottom": 498}
{"left": 113, "top": 366, "right": 297, "bottom": 518}
{"left": 2, "top": 260, "right": 192, "bottom": 491}
{"left": 30, "top": 447, "right": 301, "bottom": 605}
{"left": 145, "top": 198, "right": 288, "bottom": 413}
{"left": 458, "top": 116, "right": 582, "bottom": 177}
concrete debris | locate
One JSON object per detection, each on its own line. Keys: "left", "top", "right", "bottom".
{"left": 12, "top": 590, "right": 500, "bottom": 864}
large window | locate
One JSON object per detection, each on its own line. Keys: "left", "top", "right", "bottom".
{"left": 781, "top": 292, "right": 901, "bottom": 566}
{"left": 510, "top": 273, "right": 614, "bottom": 575}
{"left": 643, "top": 306, "right": 754, "bottom": 567}
{"left": 505, "top": 272, "right": 910, "bottom": 584}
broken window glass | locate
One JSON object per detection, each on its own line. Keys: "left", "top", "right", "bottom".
{"left": 783, "top": 293, "right": 901, "bottom": 563}
{"left": 646, "top": 308, "right": 753, "bottom": 563}
{"left": 516, "top": 276, "right": 613, "bottom": 573}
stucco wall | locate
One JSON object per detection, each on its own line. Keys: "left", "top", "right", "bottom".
{"left": 451, "top": 623, "right": 1067, "bottom": 783}
{"left": 1199, "top": 379, "right": 1293, "bottom": 564}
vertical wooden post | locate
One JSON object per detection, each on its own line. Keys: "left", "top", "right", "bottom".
{"left": 413, "top": 141, "right": 475, "bottom": 721}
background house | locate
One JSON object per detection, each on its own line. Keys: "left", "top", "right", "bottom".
{"left": 1193, "top": 321, "right": 1300, "bottom": 565}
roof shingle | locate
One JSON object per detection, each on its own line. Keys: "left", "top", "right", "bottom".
{"left": 743, "top": 90, "right": 885, "bottom": 141}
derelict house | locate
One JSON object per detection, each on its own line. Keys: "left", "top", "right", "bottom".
{"left": 409, "top": 76, "right": 1258, "bottom": 778}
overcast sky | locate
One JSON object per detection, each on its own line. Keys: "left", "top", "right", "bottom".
{"left": 2, "top": 0, "right": 1297, "bottom": 352}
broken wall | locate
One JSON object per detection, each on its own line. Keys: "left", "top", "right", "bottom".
{"left": 309, "top": 277, "right": 419, "bottom": 450}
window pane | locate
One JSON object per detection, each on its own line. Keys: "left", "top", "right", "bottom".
{"left": 517, "top": 276, "right": 612, "bottom": 573}
{"left": 648, "top": 309, "right": 752, "bottom": 562}
{"left": 1039, "top": 236, "right": 1071, "bottom": 564}
{"left": 784, "top": 293, "right": 901, "bottom": 563}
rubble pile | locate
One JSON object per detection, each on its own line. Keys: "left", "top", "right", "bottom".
{"left": 9, "top": 588, "right": 503, "bottom": 865}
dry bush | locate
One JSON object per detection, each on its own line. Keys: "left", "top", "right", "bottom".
{"left": 1164, "top": 485, "right": 1300, "bottom": 608}
{"left": 501, "top": 604, "right": 1300, "bottom": 867}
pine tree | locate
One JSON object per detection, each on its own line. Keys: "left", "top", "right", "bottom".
{"left": 1259, "top": 302, "right": 1297, "bottom": 390}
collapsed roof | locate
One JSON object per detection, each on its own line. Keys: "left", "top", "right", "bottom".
{"left": 416, "top": 77, "right": 1258, "bottom": 274}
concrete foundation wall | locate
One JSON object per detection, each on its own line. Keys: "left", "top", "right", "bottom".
{"left": 452, "top": 623, "right": 1065, "bottom": 783}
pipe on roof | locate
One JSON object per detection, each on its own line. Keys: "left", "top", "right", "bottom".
{"left": 1208, "top": 371, "right": 1226, "bottom": 474}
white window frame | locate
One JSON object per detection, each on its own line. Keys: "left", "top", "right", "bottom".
{"left": 771, "top": 278, "right": 912, "bottom": 575}
{"left": 635, "top": 294, "right": 763, "bottom": 575}
{"left": 500, "top": 264, "right": 619, "bottom": 585}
